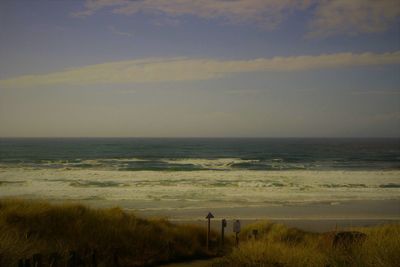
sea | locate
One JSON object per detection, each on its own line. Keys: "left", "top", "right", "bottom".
{"left": 1, "top": 138, "right": 399, "bottom": 221}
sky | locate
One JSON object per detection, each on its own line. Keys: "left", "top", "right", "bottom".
{"left": 0, "top": 0, "right": 399, "bottom": 138}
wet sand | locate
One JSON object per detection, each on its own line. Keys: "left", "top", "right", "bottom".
{"left": 45, "top": 198, "right": 400, "bottom": 232}
{"left": 133, "top": 199, "right": 400, "bottom": 232}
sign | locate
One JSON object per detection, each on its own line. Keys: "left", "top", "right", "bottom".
{"left": 233, "top": 220, "right": 241, "bottom": 233}
{"left": 206, "top": 212, "right": 214, "bottom": 219}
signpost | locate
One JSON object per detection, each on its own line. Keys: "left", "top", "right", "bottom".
{"left": 206, "top": 212, "right": 214, "bottom": 251}
{"left": 221, "top": 219, "right": 227, "bottom": 247}
{"left": 233, "top": 219, "right": 241, "bottom": 247}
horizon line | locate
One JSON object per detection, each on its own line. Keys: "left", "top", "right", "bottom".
{"left": 0, "top": 136, "right": 399, "bottom": 139}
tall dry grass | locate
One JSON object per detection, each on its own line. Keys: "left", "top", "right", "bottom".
{"left": 0, "top": 199, "right": 217, "bottom": 266}
{"left": 1, "top": 199, "right": 398, "bottom": 267}
{"left": 218, "top": 221, "right": 400, "bottom": 267}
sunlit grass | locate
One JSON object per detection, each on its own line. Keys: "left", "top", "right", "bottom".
{"left": 218, "top": 221, "right": 400, "bottom": 267}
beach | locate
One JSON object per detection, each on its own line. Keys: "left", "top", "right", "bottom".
{"left": 166, "top": 200, "right": 400, "bottom": 232}
{"left": 1, "top": 138, "right": 400, "bottom": 266}
{"left": 1, "top": 168, "right": 399, "bottom": 231}
{"left": 1, "top": 138, "right": 399, "bottom": 231}
{"left": 2, "top": 2, "right": 400, "bottom": 265}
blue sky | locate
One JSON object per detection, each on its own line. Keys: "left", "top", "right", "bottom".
{"left": 0, "top": 0, "right": 399, "bottom": 137}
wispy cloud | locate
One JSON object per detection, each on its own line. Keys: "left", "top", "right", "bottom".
{"left": 71, "top": 0, "right": 313, "bottom": 30}
{"left": 1, "top": 51, "right": 399, "bottom": 89}
{"left": 72, "top": 0, "right": 400, "bottom": 36}
{"left": 308, "top": 0, "right": 400, "bottom": 37}
{"left": 108, "top": 25, "right": 133, "bottom": 37}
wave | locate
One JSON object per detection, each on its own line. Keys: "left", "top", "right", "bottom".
{"left": 69, "top": 180, "right": 129, "bottom": 188}
{"left": 2, "top": 156, "right": 398, "bottom": 172}
{"left": 1, "top": 169, "right": 400, "bottom": 210}
{"left": 379, "top": 183, "right": 400, "bottom": 188}
{"left": 0, "top": 180, "right": 26, "bottom": 186}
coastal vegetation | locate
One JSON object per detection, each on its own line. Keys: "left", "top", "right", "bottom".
{"left": 0, "top": 199, "right": 217, "bottom": 266}
{"left": 218, "top": 221, "right": 400, "bottom": 267}
{"left": 0, "top": 199, "right": 399, "bottom": 266}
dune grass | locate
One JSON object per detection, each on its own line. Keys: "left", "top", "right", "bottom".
{"left": 1, "top": 199, "right": 399, "bottom": 267}
{"left": 217, "top": 221, "right": 400, "bottom": 267}
{"left": 0, "top": 199, "right": 218, "bottom": 266}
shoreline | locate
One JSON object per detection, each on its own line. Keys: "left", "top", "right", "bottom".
{"left": 85, "top": 198, "right": 400, "bottom": 232}
{"left": 2, "top": 168, "right": 399, "bottom": 234}
{"left": 137, "top": 199, "right": 400, "bottom": 232}
{"left": 2, "top": 169, "right": 399, "bottom": 220}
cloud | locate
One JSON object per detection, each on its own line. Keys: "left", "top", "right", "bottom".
{"left": 308, "top": 0, "right": 400, "bottom": 37}
{"left": 1, "top": 51, "right": 399, "bottom": 89}
{"left": 72, "top": 0, "right": 313, "bottom": 30}
{"left": 72, "top": 0, "right": 127, "bottom": 17}
{"left": 72, "top": 0, "right": 400, "bottom": 35}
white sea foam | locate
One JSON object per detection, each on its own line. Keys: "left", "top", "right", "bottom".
{"left": 1, "top": 168, "right": 399, "bottom": 211}
{"left": 164, "top": 158, "right": 258, "bottom": 169}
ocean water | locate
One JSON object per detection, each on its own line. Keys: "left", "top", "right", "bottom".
{"left": 1, "top": 138, "right": 399, "bottom": 219}
{"left": 1, "top": 138, "right": 399, "bottom": 171}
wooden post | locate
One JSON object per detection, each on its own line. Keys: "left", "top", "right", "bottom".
{"left": 221, "top": 219, "right": 227, "bottom": 248}
{"left": 233, "top": 219, "right": 241, "bottom": 247}
{"left": 205, "top": 212, "right": 214, "bottom": 251}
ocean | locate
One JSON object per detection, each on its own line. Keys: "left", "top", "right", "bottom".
{"left": 1, "top": 138, "right": 399, "bottom": 220}
{"left": 1, "top": 138, "right": 399, "bottom": 171}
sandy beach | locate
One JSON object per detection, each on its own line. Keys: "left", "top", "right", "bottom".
{"left": 2, "top": 168, "right": 399, "bottom": 233}
{"left": 61, "top": 198, "right": 400, "bottom": 232}
{"left": 136, "top": 199, "right": 400, "bottom": 232}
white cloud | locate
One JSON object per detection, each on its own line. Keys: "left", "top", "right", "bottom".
{"left": 72, "top": 0, "right": 400, "bottom": 35}
{"left": 1, "top": 51, "right": 399, "bottom": 89}
{"left": 308, "top": 0, "right": 400, "bottom": 37}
